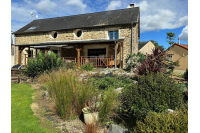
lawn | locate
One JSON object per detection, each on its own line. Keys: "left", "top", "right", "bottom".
{"left": 11, "top": 83, "right": 52, "bottom": 133}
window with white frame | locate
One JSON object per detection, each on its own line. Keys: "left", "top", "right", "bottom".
{"left": 109, "top": 30, "right": 118, "bottom": 40}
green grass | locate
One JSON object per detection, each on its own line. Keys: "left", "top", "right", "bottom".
{"left": 11, "top": 83, "right": 52, "bottom": 133}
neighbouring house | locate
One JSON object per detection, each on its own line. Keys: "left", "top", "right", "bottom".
{"left": 165, "top": 43, "right": 188, "bottom": 70}
{"left": 138, "top": 41, "right": 155, "bottom": 55}
{"left": 13, "top": 4, "right": 140, "bottom": 69}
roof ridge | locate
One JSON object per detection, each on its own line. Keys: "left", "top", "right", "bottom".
{"left": 33, "top": 7, "right": 139, "bottom": 21}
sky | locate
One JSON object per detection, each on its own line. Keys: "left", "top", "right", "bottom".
{"left": 11, "top": 0, "right": 188, "bottom": 49}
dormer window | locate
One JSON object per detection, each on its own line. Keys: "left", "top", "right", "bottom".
{"left": 28, "top": 27, "right": 37, "bottom": 30}
{"left": 109, "top": 30, "right": 118, "bottom": 40}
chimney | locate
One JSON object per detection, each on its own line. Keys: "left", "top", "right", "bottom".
{"left": 178, "top": 38, "right": 180, "bottom": 45}
{"left": 130, "top": 4, "right": 134, "bottom": 8}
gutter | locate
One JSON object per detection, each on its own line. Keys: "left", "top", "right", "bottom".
{"left": 13, "top": 33, "right": 16, "bottom": 65}
{"left": 131, "top": 23, "right": 133, "bottom": 54}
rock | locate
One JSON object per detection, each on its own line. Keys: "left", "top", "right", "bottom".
{"left": 114, "top": 88, "right": 123, "bottom": 93}
{"left": 114, "top": 71, "right": 119, "bottom": 74}
{"left": 106, "top": 124, "right": 128, "bottom": 133}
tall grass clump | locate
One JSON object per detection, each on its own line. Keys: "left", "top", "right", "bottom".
{"left": 47, "top": 70, "right": 73, "bottom": 119}
{"left": 46, "top": 69, "right": 97, "bottom": 119}
{"left": 98, "top": 88, "right": 119, "bottom": 124}
{"left": 23, "top": 52, "right": 63, "bottom": 78}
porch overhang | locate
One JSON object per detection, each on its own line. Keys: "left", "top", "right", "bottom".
{"left": 15, "top": 38, "right": 124, "bottom": 47}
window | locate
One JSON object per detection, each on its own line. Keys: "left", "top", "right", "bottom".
{"left": 75, "top": 29, "right": 82, "bottom": 37}
{"left": 109, "top": 30, "right": 118, "bottom": 40}
{"left": 168, "top": 55, "right": 172, "bottom": 61}
{"left": 51, "top": 31, "right": 58, "bottom": 38}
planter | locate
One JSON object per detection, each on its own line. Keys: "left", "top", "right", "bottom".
{"left": 82, "top": 107, "right": 99, "bottom": 125}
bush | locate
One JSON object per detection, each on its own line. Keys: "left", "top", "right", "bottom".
{"left": 46, "top": 69, "right": 97, "bottom": 118}
{"left": 80, "top": 63, "right": 95, "bottom": 71}
{"left": 63, "top": 62, "right": 77, "bottom": 70}
{"left": 125, "top": 52, "right": 146, "bottom": 72}
{"left": 88, "top": 76, "right": 133, "bottom": 90}
{"left": 183, "top": 68, "right": 188, "bottom": 81}
{"left": 23, "top": 52, "right": 63, "bottom": 78}
{"left": 136, "top": 48, "right": 165, "bottom": 75}
{"left": 119, "top": 72, "right": 184, "bottom": 129}
{"left": 134, "top": 106, "right": 188, "bottom": 133}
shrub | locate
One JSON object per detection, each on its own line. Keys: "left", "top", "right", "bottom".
{"left": 88, "top": 76, "right": 133, "bottom": 90}
{"left": 119, "top": 72, "right": 184, "bottom": 129}
{"left": 136, "top": 47, "right": 165, "bottom": 75}
{"left": 63, "top": 62, "right": 77, "bottom": 70}
{"left": 80, "top": 63, "right": 95, "bottom": 71}
{"left": 23, "top": 52, "right": 63, "bottom": 78}
{"left": 183, "top": 68, "right": 188, "bottom": 81}
{"left": 134, "top": 106, "right": 188, "bottom": 133}
{"left": 125, "top": 52, "right": 146, "bottom": 72}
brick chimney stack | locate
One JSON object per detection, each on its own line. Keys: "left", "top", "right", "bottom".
{"left": 130, "top": 4, "right": 134, "bottom": 8}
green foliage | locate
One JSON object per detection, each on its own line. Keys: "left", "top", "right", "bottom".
{"left": 63, "top": 62, "right": 77, "bottom": 70}
{"left": 125, "top": 52, "right": 146, "bottom": 71}
{"left": 150, "top": 40, "right": 165, "bottom": 52}
{"left": 119, "top": 72, "right": 184, "bottom": 129}
{"left": 23, "top": 52, "right": 63, "bottom": 78}
{"left": 46, "top": 69, "right": 97, "bottom": 118}
{"left": 88, "top": 76, "right": 133, "bottom": 90}
{"left": 166, "top": 32, "right": 176, "bottom": 46}
{"left": 80, "top": 63, "right": 95, "bottom": 71}
{"left": 134, "top": 106, "right": 188, "bottom": 133}
{"left": 183, "top": 68, "right": 188, "bottom": 81}
{"left": 99, "top": 88, "right": 119, "bottom": 124}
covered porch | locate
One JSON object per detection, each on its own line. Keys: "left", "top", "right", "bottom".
{"left": 17, "top": 39, "right": 125, "bottom": 69}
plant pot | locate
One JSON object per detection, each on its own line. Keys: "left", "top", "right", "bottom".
{"left": 82, "top": 107, "right": 99, "bottom": 125}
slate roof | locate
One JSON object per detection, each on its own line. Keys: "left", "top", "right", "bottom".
{"left": 138, "top": 41, "right": 148, "bottom": 50}
{"left": 14, "top": 7, "right": 139, "bottom": 35}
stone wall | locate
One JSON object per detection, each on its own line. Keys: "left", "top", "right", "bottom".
{"left": 15, "top": 25, "right": 139, "bottom": 68}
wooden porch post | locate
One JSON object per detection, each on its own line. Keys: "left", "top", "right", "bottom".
{"left": 115, "top": 42, "right": 117, "bottom": 69}
{"left": 45, "top": 49, "right": 48, "bottom": 54}
{"left": 120, "top": 42, "right": 122, "bottom": 69}
{"left": 76, "top": 48, "right": 81, "bottom": 69}
{"left": 18, "top": 49, "right": 22, "bottom": 65}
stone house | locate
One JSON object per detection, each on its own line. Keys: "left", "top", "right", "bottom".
{"left": 138, "top": 41, "right": 155, "bottom": 55}
{"left": 165, "top": 43, "right": 188, "bottom": 70}
{"left": 13, "top": 4, "right": 140, "bottom": 69}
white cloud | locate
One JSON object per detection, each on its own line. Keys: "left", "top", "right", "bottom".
{"left": 66, "top": 0, "right": 87, "bottom": 13}
{"left": 179, "top": 25, "right": 188, "bottom": 42}
{"left": 106, "top": 1, "right": 122, "bottom": 10}
{"left": 25, "top": 0, "right": 56, "bottom": 14}
{"left": 134, "top": 0, "right": 188, "bottom": 33}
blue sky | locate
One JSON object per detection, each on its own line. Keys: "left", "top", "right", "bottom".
{"left": 11, "top": 0, "right": 188, "bottom": 49}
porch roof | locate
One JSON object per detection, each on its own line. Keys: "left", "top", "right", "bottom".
{"left": 15, "top": 38, "right": 124, "bottom": 47}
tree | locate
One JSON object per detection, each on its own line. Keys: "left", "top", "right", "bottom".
{"left": 166, "top": 32, "right": 176, "bottom": 46}
{"left": 150, "top": 40, "right": 165, "bottom": 52}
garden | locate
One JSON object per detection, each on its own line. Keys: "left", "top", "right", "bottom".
{"left": 12, "top": 49, "right": 188, "bottom": 133}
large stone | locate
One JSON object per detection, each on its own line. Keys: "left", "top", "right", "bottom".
{"left": 106, "top": 124, "right": 128, "bottom": 133}
{"left": 114, "top": 87, "right": 123, "bottom": 93}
